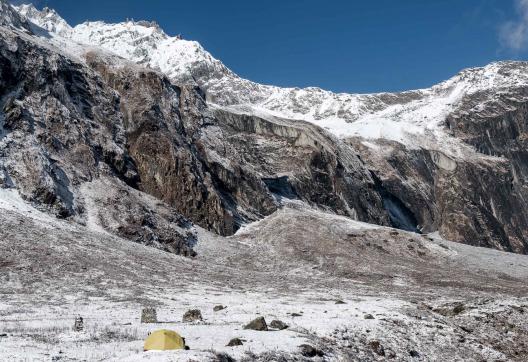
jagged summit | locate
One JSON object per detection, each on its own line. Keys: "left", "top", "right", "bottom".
{"left": 15, "top": 3, "right": 72, "bottom": 36}
{"left": 0, "top": 0, "right": 30, "bottom": 31}
{"left": 11, "top": 3, "right": 528, "bottom": 154}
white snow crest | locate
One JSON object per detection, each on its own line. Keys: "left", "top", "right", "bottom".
{"left": 13, "top": 4, "right": 528, "bottom": 155}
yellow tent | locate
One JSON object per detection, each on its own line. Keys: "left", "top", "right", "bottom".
{"left": 144, "top": 329, "right": 186, "bottom": 351}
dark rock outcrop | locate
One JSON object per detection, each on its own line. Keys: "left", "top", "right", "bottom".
{"left": 350, "top": 134, "right": 528, "bottom": 254}
{"left": 226, "top": 338, "right": 243, "bottom": 347}
{"left": 269, "top": 320, "right": 288, "bottom": 330}
{"left": 0, "top": 28, "right": 196, "bottom": 254}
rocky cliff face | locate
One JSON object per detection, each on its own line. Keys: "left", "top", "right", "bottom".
{"left": 2, "top": 1, "right": 528, "bottom": 254}
{"left": 351, "top": 138, "right": 528, "bottom": 254}
{"left": 0, "top": 18, "right": 392, "bottom": 255}
{"left": 0, "top": 28, "right": 196, "bottom": 255}
{"left": 83, "top": 52, "right": 390, "bottom": 235}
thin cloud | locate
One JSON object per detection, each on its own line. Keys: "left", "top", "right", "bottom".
{"left": 499, "top": 0, "right": 528, "bottom": 51}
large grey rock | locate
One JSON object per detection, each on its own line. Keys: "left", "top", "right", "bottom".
{"left": 226, "top": 337, "right": 243, "bottom": 347}
{"left": 73, "top": 316, "right": 83, "bottom": 332}
{"left": 182, "top": 309, "right": 202, "bottom": 323}
{"left": 243, "top": 317, "right": 268, "bottom": 331}
{"left": 269, "top": 320, "right": 288, "bottom": 330}
{"left": 141, "top": 308, "right": 157, "bottom": 323}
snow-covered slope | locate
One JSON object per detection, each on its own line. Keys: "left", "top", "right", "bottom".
{"left": 0, "top": 0, "right": 30, "bottom": 30}
{"left": 15, "top": 4, "right": 71, "bottom": 35}
{"left": 13, "top": 3, "right": 528, "bottom": 154}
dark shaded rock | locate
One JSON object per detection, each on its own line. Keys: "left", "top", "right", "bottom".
{"left": 368, "top": 340, "right": 385, "bottom": 356}
{"left": 243, "top": 317, "right": 268, "bottom": 331}
{"left": 290, "top": 313, "right": 302, "bottom": 317}
{"left": 0, "top": 29, "right": 196, "bottom": 256}
{"left": 213, "top": 109, "right": 391, "bottom": 232}
{"left": 73, "top": 316, "right": 83, "bottom": 332}
{"left": 364, "top": 314, "right": 375, "bottom": 319}
{"left": 182, "top": 309, "right": 203, "bottom": 322}
{"left": 459, "top": 325, "right": 473, "bottom": 334}
{"left": 213, "top": 305, "right": 226, "bottom": 312}
{"left": 409, "top": 350, "right": 420, "bottom": 358}
{"left": 226, "top": 337, "right": 243, "bottom": 346}
{"left": 350, "top": 114, "right": 528, "bottom": 254}
{"left": 299, "top": 344, "right": 324, "bottom": 357}
{"left": 335, "top": 300, "right": 346, "bottom": 304}
{"left": 269, "top": 320, "right": 289, "bottom": 330}
{"left": 433, "top": 302, "right": 465, "bottom": 317}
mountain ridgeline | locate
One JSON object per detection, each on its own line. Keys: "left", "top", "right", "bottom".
{"left": 1, "top": 0, "right": 528, "bottom": 254}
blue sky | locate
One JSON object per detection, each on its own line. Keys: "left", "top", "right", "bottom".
{"left": 14, "top": 0, "right": 528, "bottom": 93}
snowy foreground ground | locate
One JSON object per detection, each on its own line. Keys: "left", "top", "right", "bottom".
{"left": 1, "top": 189, "right": 528, "bottom": 361}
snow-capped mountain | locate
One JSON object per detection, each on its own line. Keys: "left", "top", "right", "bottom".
{"left": 3, "top": 3, "right": 528, "bottom": 361}
{"left": 2, "top": 0, "right": 528, "bottom": 254}
{"left": 6, "top": 2, "right": 528, "bottom": 161}
{"left": 15, "top": 4, "right": 71, "bottom": 36}
{"left": 15, "top": 3, "right": 528, "bottom": 154}
{"left": 0, "top": 0, "right": 30, "bottom": 30}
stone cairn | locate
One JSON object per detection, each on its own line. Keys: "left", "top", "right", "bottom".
{"left": 141, "top": 307, "right": 158, "bottom": 323}
{"left": 73, "top": 316, "right": 84, "bottom": 332}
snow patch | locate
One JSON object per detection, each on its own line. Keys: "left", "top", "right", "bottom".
{"left": 0, "top": 188, "right": 54, "bottom": 224}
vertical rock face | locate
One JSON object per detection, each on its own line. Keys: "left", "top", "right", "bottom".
{"left": 83, "top": 54, "right": 276, "bottom": 235}
{"left": 343, "top": 78, "right": 528, "bottom": 254}
{"left": 0, "top": 30, "right": 128, "bottom": 216}
{"left": 210, "top": 109, "right": 388, "bottom": 225}
{"left": 443, "top": 88, "right": 528, "bottom": 253}
{"left": 84, "top": 53, "right": 390, "bottom": 235}
{"left": 0, "top": 29, "right": 196, "bottom": 254}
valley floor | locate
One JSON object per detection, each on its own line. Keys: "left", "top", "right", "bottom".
{"left": 1, "top": 189, "right": 527, "bottom": 361}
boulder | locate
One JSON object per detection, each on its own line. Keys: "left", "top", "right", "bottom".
{"left": 182, "top": 309, "right": 203, "bottom": 322}
{"left": 141, "top": 308, "right": 157, "bottom": 323}
{"left": 226, "top": 337, "right": 243, "bottom": 346}
{"left": 299, "top": 344, "right": 324, "bottom": 357}
{"left": 73, "top": 316, "right": 84, "bottom": 332}
{"left": 433, "top": 302, "right": 465, "bottom": 317}
{"left": 369, "top": 340, "right": 385, "bottom": 356}
{"left": 409, "top": 350, "right": 420, "bottom": 358}
{"left": 243, "top": 317, "right": 268, "bottom": 331}
{"left": 214, "top": 305, "right": 226, "bottom": 312}
{"left": 269, "top": 320, "right": 289, "bottom": 330}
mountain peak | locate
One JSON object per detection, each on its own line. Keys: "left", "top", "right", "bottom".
{"left": 15, "top": 3, "right": 72, "bottom": 36}
{"left": 8, "top": 3, "right": 528, "bottom": 153}
{"left": 0, "top": 0, "right": 31, "bottom": 32}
